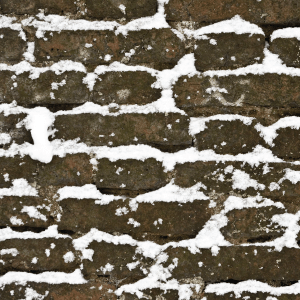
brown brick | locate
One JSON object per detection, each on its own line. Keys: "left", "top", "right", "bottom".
{"left": 194, "top": 119, "right": 265, "bottom": 155}
{"left": 165, "top": 0, "right": 300, "bottom": 25}
{"left": 92, "top": 71, "right": 161, "bottom": 105}
{"left": 37, "top": 154, "right": 93, "bottom": 187}
{"left": 58, "top": 198, "right": 211, "bottom": 244}
{"left": 220, "top": 207, "right": 286, "bottom": 244}
{"left": 174, "top": 75, "right": 300, "bottom": 116}
{"left": 0, "top": 282, "right": 117, "bottom": 300}
{"left": 0, "top": 238, "right": 78, "bottom": 274}
{"left": 0, "top": 113, "right": 33, "bottom": 149}
{"left": 0, "top": 0, "right": 77, "bottom": 15}
{"left": 194, "top": 33, "right": 264, "bottom": 71}
{"left": 0, "top": 29, "right": 26, "bottom": 63}
{"left": 174, "top": 161, "right": 300, "bottom": 212}
{"left": 0, "top": 196, "right": 52, "bottom": 230}
{"left": 270, "top": 37, "right": 300, "bottom": 68}
{"left": 95, "top": 158, "right": 168, "bottom": 195}
{"left": 0, "top": 156, "right": 37, "bottom": 188}
{"left": 82, "top": 241, "right": 152, "bottom": 283}
{"left": 86, "top": 0, "right": 157, "bottom": 21}
{"left": 0, "top": 71, "right": 89, "bottom": 106}
{"left": 272, "top": 127, "right": 300, "bottom": 159}
{"left": 52, "top": 113, "right": 191, "bottom": 152}
{"left": 34, "top": 29, "right": 185, "bottom": 70}
{"left": 164, "top": 246, "right": 300, "bottom": 282}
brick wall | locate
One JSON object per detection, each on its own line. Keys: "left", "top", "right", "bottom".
{"left": 1, "top": 0, "right": 300, "bottom": 299}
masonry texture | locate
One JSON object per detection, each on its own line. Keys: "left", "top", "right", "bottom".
{"left": 1, "top": 0, "right": 300, "bottom": 299}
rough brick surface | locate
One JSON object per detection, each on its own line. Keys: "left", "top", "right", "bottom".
{"left": 270, "top": 38, "right": 300, "bottom": 68}
{"left": 34, "top": 29, "right": 185, "bottom": 70}
{"left": 0, "top": 0, "right": 77, "bottom": 15}
{"left": 52, "top": 113, "right": 191, "bottom": 151}
{"left": 85, "top": 0, "right": 157, "bottom": 21}
{"left": 194, "top": 33, "right": 265, "bottom": 71}
{"left": 165, "top": 0, "right": 300, "bottom": 25}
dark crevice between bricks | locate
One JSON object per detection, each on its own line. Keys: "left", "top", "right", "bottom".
{"left": 0, "top": 226, "right": 48, "bottom": 233}
{"left": 57, "top": 229, "right": 76, "bottom": 236}
{"left": 25, "top": 103, "right": 84, "bottom": 113}
{"left": 98, "top": 188, "right": 153, "bottom": 197}
{"left": 148, "top": 143, "right": 193, "bottom": 153}
{"left": 247, "top": 235, "right": 277, "bottom": 243}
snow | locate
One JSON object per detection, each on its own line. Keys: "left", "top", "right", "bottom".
{"left": 184, "top": 15, "right": 264, "bottom": 38}
{"left": 271, "top": 28, "right": 300, "bottom": 41}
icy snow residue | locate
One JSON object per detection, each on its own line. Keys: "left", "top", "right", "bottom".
{"left": 57, "top": 184, "right": 123, "bottom": 204}
{"left": 205, "top": 280, "right": 300, "bottom": 297}
{"left": 184, "top": 15, "right": 264, "bottom": 38}
{"left": 0, "top": 179, "right": 38, "bottom": 198}
{"left": 20, "top": 206, "right": 47, "bottom": 221}
{"left": 63, "top": 251, "right": 75, "bottom": 263}
{"left": 0, "top": 225, "right": 69, "bottom": 242}
{"left": 23, "top": 42, "right": 35, "bottom": 62}
{"left": 231, "top": 169, "right": 265, "bottom": 191}
{"left": 271, "top": 28, "right": 300, "bottom": 41}
{"left": 0, "top": 248, "right": 19, "bottom": 256}
{"left": 0, "top": 15, "right": 26, "bottom": 40}
{"left": 24, "top": 287, "right": 49, "bottom": 300}
{"left": 0, "top": 269, "right": 86, "bottom": 286}
{"left": 189, "top": 115, "right": 253, "bottom": 136}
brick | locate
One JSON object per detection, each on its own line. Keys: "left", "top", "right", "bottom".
{"left": 86, "top": 0, "right": 157, "bottom": 21}
{"left": 36, "top": 154, "right": 93, "bottom": 187}
{"left": 165, "top": 0, "right": 300, "bottom": 25}
{"left": 270, "top": 38, "right": 300, "bottom": 68}
{"left": 0, "top": 71, "right": 89, "bottom": 106}
{"left": 174, "top": 75, "right": 300, "bottom": 116}
{"left": 95, "top": 158, "right": 169, "bottom": 195}
{"left": 92, "top": 71, "right": 161, "bottom": 105}
{"left": 0, "top": 196, "right": 52, "bottom": 230}
{"left": 0, "top": 282, "right": 117, "bottom": 300}
{"left": 194, "top": 33, "right": 264, "bottom": 71}
{"left": 174, "top": 161, "right": 300, "bottom": 212}
{"left": 0, "top": 238, "right": 78, "bottom": 274}
{"left": 164, "top": 246, "right": 300, "bottom": 282}
{"left": 0, "top": 0, "right": 77, "bottom": 15}
{"left": 0, "top": 113, "right": 32, "bottom": 149}
{"left": 58, "top": 198, "right": 211, "bottom": 243}
{"left": 220, "top": 207, "right": 286, "bottom": 244}
{"left": 0, "top": 29, "right": 26, "bottom": 63}
{"left": 52, "top": 113, "right": 191, "bottom": 151}
{"left": 272, "top": 127, "right": 300, "bottom": 159}
{"left": 82, "top": 241, "right": 152, "bottom": 283}
{"left": 34, "top": 29, "right": 185, "bottom": 70}
{"left": 194, "top": 119, "right": 265, "bottom": 155}
{"left": 0, "top": 156, "right": 37, "bottom": 188}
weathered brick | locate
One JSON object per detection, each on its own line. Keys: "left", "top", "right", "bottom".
{"left": 58, "top": 198, "right": 211, "bottom": 243}
{"left": 34, "top": 29, "right": 185, "bottom": 70}
{"left": 194, "top": 33, "right": 264, "bottom": 71}
{"left": 52, "top": 113, "right": 191, "bottom": 151}
{"left": 0, "top": 71, "right": 89, "bottom": 106}
{"left": 82, "top": 241, "right": 152, "bottom": 283}
{"left": 220, "top": 207, "right": 286, "bottom": 244}
{"left": 0, "top": 0, "right": 77, "bottom": 15}
{"left": 165, "top": 0, "right": 300, "bottom": 25}
{"left": 0, "top": 196, "right": 52, "bottom": 230}
{"left": 0, "top": 282, "right": 117, "bottom": 300}
{"left": 174, "top": 75, "right": 300, "bottom": 116}
{"left": 272, "top": 127, "right": 300, "bottom": 159}
{"left": 270, "top": 37, "right": 300, "bottom": 68}
{"left": 96, "top": 158, "right": 168, "bottom": 195}
{"left": 36, "top": 154, "right": 93, "bottom": 187}
{"left": 86, "top": 0, "right": 157, "bottom": 21}
{"left": 194, "top": 119, "right": 265, "bottom": 155}
{"left": 164, "top": 246, "right": 300, "bottom": 282}
{"left": 0, "top": 238, "right": 78, "bottom": 274}
{"left": 92, "top": 71, "right": 161, "bottom": 105}
{"left": 174, "top": 161, "right": 300, "bottom": 212}
{"left": 0, "top": 113, "right": 32, "bottom": 149}
{"left": 0, "top": 156, "right": 37, "bottom": 188}
{"left": 0, "top": 29, "right": 26, "bottom": 63}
